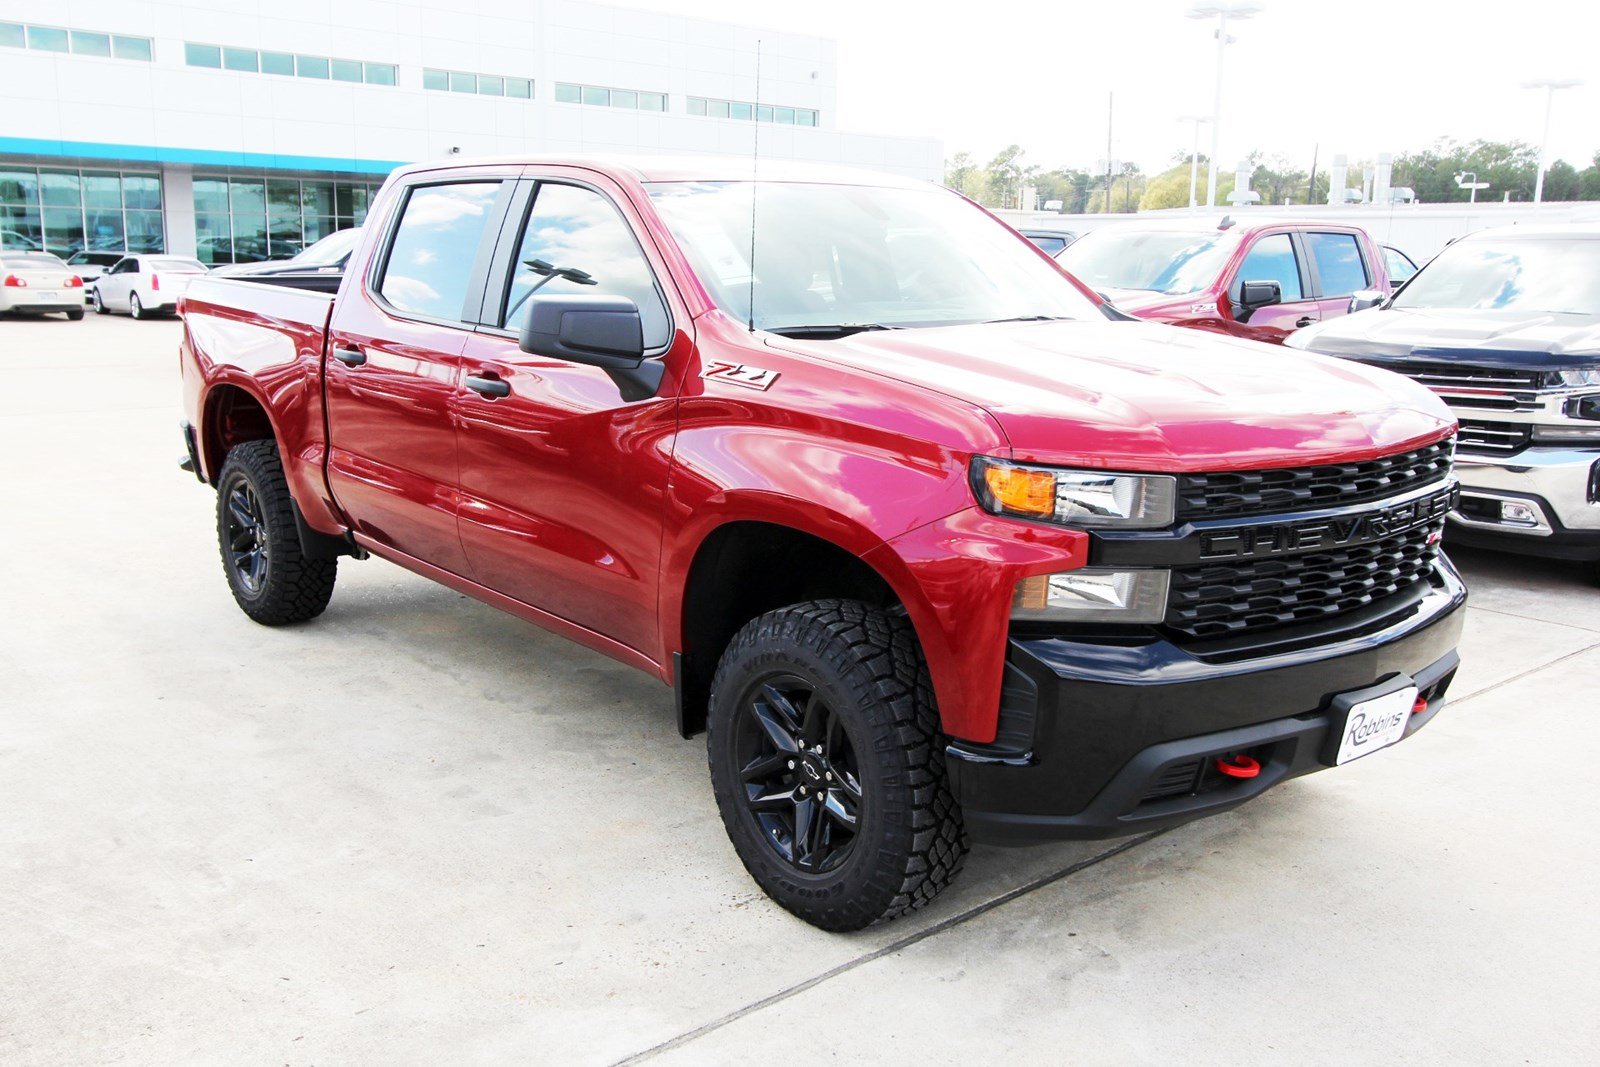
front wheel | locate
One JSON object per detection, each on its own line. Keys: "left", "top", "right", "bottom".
{"left": 215, "top": 440, "right": 337, "bottom": 625}
{"left": 707, "top": 600, "right": 968, "bottom": 931}
{"left": 90, "top": 289, "right": 107, "bottom": 314}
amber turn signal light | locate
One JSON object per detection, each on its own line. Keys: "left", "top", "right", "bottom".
{"left": 983, "top": 465, "right": 1056, "bottom": 517}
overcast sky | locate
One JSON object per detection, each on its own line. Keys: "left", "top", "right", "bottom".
{"left": 620, "top": 0, "right": 1599, "bottom": 176}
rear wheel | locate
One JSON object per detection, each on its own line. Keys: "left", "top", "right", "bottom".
{"left": 66, "top": 308, "right": 84, "bottom": 321}
{"left": 707, "top": 600, "right": 968, "bottom": 931}
{"left": 129, "top": 293, "right": 144, "bottom": 319}
{"left": 215, "top": 440, "right": 337, "bottom": 625}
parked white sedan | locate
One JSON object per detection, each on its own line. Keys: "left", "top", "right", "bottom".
{"left": 1, "top": 253, "right": 86, "bottom": 320}
{"left": 90, "top": 255, "right": 209, "bottom": 318}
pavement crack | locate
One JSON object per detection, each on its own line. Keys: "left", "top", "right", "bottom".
{"left": 610, "top": 830, "right": 1168, "bottom": 1065}
{"left": 1448, "top": 639, "right": 1600, "bottom": 708}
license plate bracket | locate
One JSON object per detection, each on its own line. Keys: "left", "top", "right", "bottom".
{"left": 1323, "top": 675, "right": 1419, "bottom": 766}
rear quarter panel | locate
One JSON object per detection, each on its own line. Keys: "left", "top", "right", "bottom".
{"left": 180, "top": 277, "right": 341, "bottom": 532}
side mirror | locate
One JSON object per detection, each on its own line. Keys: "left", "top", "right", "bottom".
{"left": 1236, "top": 279, "right": 1281, "bottom": 322}
{"left": 1348, "top": 290, "right": 1387, "bottom": 314}
{"left": 520, "top": 293, "right": 663, "bottom": 401}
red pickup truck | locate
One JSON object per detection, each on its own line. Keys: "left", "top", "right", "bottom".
{"left": 1056, "top": 217, "right": 1402, "bottom": 344}
{"left": 178, "top": 157, "right": 1466, "bottom": 931}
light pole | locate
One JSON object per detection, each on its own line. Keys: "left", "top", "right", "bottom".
{"left": 1186, "top": 4, "right": 1261, "bottom": 209}
{"left": 1179, "top": 114, "right": 1210, "bottom": 209}
{"left": 1522, "top": 78, "right": 1582, "bottom": 203}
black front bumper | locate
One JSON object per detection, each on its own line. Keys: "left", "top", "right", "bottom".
{"left": 949, "top": 564, "right": 1467, "bottom": 844}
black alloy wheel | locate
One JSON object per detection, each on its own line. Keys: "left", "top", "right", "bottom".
{"left": 223, "top": 480, "right": 269, "bottom": 595}
{"left": 734, "top": 675, "right": 863, "bottom": 874}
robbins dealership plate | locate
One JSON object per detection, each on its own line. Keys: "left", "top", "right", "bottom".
{"left": 1334, "top": 685, "right": 1418, "bottom": 765}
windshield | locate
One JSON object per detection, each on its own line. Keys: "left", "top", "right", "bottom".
{"left": 1392, "top": 237, "right": 1600, "bottom": 315}
{"left": 1056, "top": 229, "right": 1239, "bottom": 295}
{"left": 295, "top": 228, "right": 361, "bottom": 266}
{"left": 646, "top": 181, "right": 1098, "bottom": 332}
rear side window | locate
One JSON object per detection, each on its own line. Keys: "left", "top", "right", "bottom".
{"left": 497, "top": 182, "right": 670, "bottom": 348}
{"left": 377, "top": 182, "right": 502, "bottom": 321}
{"left": 1236, "top": 233, "right": 1302, "bottom": 300}
{"left": 1307, "top": 232, "right": 1370, "bottom": 297}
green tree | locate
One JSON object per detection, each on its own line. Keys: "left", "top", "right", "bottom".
{"left": 985, "top": 144, "right": 1033, "bottom": 209}
{"left": 943, "top": 151, "right": 987, "bottom": 201}
{"left": 1541, "top": 159, "right": 1581, "bottom": 201}
{"left": 1393, "top": 139, "right": 1539, "bottom": 202}
{"left": 1581, "top": 152, "right": 1600, "bottom": 200}
{"left": 1138, "top": 159, "right": 1233, "bottom": 210}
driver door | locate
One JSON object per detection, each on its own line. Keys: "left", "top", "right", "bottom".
{"left": 1225, "top": 232, "right": 1320, "bottom": 342}
{"left": 453, "top": 173, "right": 686, "bottom": 655}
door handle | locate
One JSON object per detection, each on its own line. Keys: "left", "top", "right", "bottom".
{"left": 1295, "top": 316, "right": 1316, "bottom": 329}
{"left": 465, "top": 373, "right": 511, "bottom": 399}
{"left": 332, "top": 346, "right": 367, "bottom": 367}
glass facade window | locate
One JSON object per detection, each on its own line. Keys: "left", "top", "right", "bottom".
{"left": 425, "top": 68, "right": 530, "bottom": 97}
{"left": 188, "top": 43, "right": 394, "bottom": 84}
{"left": 0, "top": 167, "right": 164, "bottom": 256}
{"left": 2, "top": 21, "right": 151, "bottom": 59}
{"left": 112, "top": 36, "right": 153, "bottom": 61}
{"left": 186, "top": 43, "right": 221, "bottom": 68}
{"left": 556, "top": 83, "right": 666, "bottom": 110}
{"left": 688, "top": 96, "right": 818, "bottom": 126}
{"left": 70, "top": 31, "right": 112, "bottom": 57}
{"left": 260, "top": 50, "right": 294, "bottom": 75}
{"left": 27, "top": 26, "right": 69, "bottom": 52}
{"left": 192, "top": 175, "right": 379, "bottom": 265}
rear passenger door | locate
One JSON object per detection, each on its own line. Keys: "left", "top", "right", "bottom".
{"left": 323, "top": 170, "right": 517, "bottom": 575}
{"left": 1304, "top": 230, "right": 1375, "bottom": 322}
{"left": 452, "top": 172, "right": 686, "bottom": 654}
{"left": 1225, "top": 231, "right": 1320, "bottom": 343}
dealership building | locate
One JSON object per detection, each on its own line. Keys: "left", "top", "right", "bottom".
{"left": 0, "top": 0, "right": 942, "bottom": 263}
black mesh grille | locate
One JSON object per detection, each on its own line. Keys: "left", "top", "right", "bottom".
{"left": 1457, "top": 419, "right": 1532, "bottom": 455}
{"left": 1166, "top": 522, "right": 1441, "bottom": 640}
{"left": 1175, "top": 438, "right": 1454, "bottom": 521}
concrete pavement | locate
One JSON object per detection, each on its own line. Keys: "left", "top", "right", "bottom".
{"left": 2, "top": 313, "right": 1596, "bottom": 1065}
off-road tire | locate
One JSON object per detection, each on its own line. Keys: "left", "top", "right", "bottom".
{"left": 707, "top": 599, "right": 968, "bottom": 931}
{"left": 215, "top": 440, "right": 337, "bottom": 625}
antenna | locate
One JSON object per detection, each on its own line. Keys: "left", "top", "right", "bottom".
{"left": 747, "top": 39, "right": 761, "bottom": 333}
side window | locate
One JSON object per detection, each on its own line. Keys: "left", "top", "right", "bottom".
{"left": 377, "top": 181, "right": 503, "bottom": 321}
{"left": 1384, "top": 245, "right": 1417, "bottom": 282}
{"left": 1236, "top": 233, "right": 1302, "bottom": 301}
{"left": 1306, "top": 232, "right": 1370, "bottom": 297}
{"left": 498, "top": 182, "right": 670, "bottom": 348}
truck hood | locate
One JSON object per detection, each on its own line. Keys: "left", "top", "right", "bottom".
{"left": 1291, "top": 307, "right": 1600, "bottom": 369}
{"left": 768, "top": 319, "right": 1453, "bottom": 472}
{"left": 1098, "top": 287, "right": 1213, "bottom": 318}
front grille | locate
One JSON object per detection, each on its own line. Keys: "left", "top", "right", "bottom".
{"left": 1457, "top": 418, "right": 1531, "bottom": 455}
{"left": 1166, "top": 522, "right": 1441, "bottom": 640}
{"left": 1174, "top": 438, "right": 1454, "bottom": 521}
{"left": 1379, "top": 360, "right": 1546, "bottom": 391}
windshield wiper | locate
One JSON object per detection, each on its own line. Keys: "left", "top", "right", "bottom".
{"left": 766, "top": 323, "right": 904, "bottom": 339}
{"left": 979, "top": 315, "right": 1070, "bottom": 325}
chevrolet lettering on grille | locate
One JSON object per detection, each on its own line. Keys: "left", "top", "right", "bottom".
{"left": 1198, "top": 485, "right": 1458, "bottom": 561}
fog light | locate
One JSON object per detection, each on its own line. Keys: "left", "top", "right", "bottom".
{"left": 1500, "top": 501, "right": 1539, "bottom": 526}
{"left": 1012, "top": 568, "right": 1170, "bottom": 623}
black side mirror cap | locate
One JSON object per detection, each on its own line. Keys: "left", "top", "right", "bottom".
{"left": 1236, "top": 279, "right": 1282, "bottom": 321}
{"left": 519, "top": 293, "right": 664, "bottom": 401}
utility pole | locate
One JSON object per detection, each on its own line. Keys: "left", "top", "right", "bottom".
{"left": 1105, "top": 92, "right": 1114, "bottom": 213}
{"left": 1187, "top": 4, "right": 1261, "bottom": 208}
{"left": 1179, "top": 115, "right": 1209, "bottom": 209}
{"left": 1307, "top": 143, "right": 1318, "bottom": 206}
{"left": 1523, "top": 78, "right": 1582, "bottom": 203}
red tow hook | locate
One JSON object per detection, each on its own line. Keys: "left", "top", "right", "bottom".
{"left": 1412, "top": 694, "right": 1429, "bottom": 715}
{"left": 1214, "top": 753, "right": 1261, "bottom": 779}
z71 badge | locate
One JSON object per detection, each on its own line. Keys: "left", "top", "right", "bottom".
{"left": 703, "top": 360, "right": 780, "bottom": 391}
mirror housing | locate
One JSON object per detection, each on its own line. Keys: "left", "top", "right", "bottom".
{"left": 1236, "top": 279, "right": 1281, "bottom": 322}
{"left": 1348, "top": 290, "right": 1387, "bottom": 314}
{"left": 520, "top": 293, "right": 663, "bottom": 401}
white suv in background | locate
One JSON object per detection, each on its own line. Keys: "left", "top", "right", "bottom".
{"left": 90, "top": 255, "right": 209, "bottom": 318}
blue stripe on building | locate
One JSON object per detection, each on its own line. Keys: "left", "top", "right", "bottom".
{"left": 0, "top": 136, "right": 406, "bottom": 176}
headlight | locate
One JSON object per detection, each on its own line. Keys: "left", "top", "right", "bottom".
{"left": 972, "top": 457, "right": 1176, "bottom": 528}
{"left": 1012, "top": 568, "right": 1170, "bottom": 623}
{"left": 1556, "top": 368, "right": 1600, "bottom": 388}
